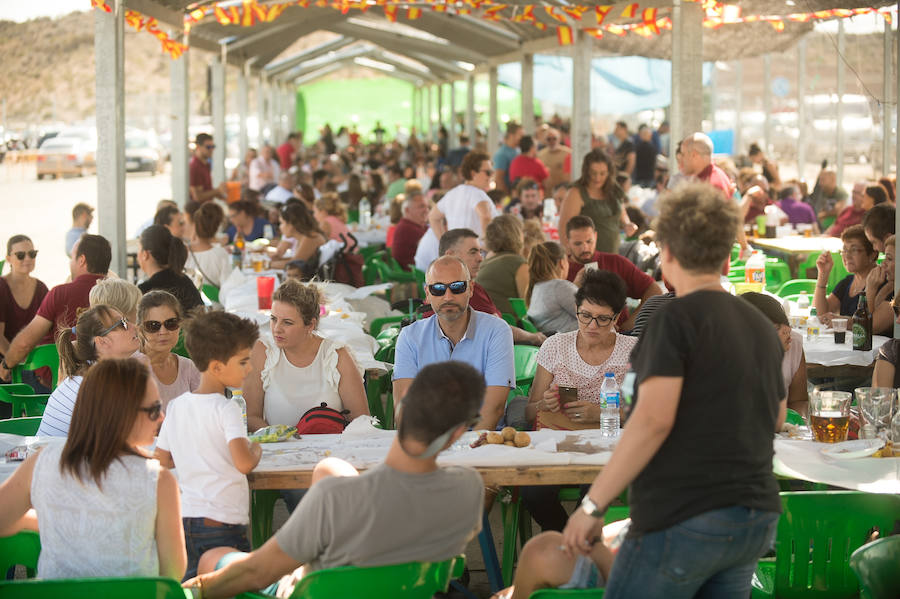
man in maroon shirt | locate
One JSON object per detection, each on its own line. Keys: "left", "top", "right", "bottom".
{"left": 508, "top": 135, "right": 549, "bottom": 189}
{"left": 437, "top": 229, "right": 545, "bottom": 346}
{"left": 189, "top": 133, "right": 226, "bottom": 203}
{"left": 564, "top": 215, "right": 662, "bottom": 331}
{"left": 0, "top": 235, "right": 111, "bottom": 380}
{"left": 277, "top": 132, "right": 301, "bottom": 171}
{"left": 392, "top": 192, "right": 429, "bottom": 270}
{"left": 826, "top": 182, "right": 868, "bottom": 237}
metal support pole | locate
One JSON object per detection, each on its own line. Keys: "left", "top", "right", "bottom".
{"left": 488, "top": 67, "right": 499, "bottom": 153}
{"left": 709, "top": 67, "right": 717, "bottom": 131}
{"left": 449, "top": 81, "right": 458, "bottom": 148}
{"left": 734, "top": 61, "right": 743, "bottom": 160}
{"left": 256, "top": 76, "right": 265, "bottom": 146}
{"left": 797, "top": 39, "right": 807, "bottom": 181}
{"left": 170, "top": 35, "right": 189, "bottom": 208}
{"left": 669, "top": 0, "right": 703, "bottom": 162}
{"left": 763, "top": 54, "right": 772, "bottom": 154}
{"left": 521, "top": 53, "right": 534, "bottom": 134}
{"left": 466, "top": 74, "right": 476, "bottom": 142}
{"left": 94, "top": 0, "right": 126, "bottom": 277}
{"left": 437, "top": 83, "right": 444, "bottom": 135}
{"left": 211, "top": 55, "right": 226, "bottom": 185}
{"left": 837, "top": 19, "right": 845, "bottom": 187}
{"left": 572, "top": 30, "right": 591, "bottom": 174}
{"left": 238, "top": 63, "right": 249, "bottom": 160}
{"left": 883, "top": 17, "right": 892, "bottom": 177}
{"left": 426, "top": 85, "right": 433, "bottom": 142}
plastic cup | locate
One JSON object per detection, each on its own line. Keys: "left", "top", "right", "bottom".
{"left": 226, "top": 181, "right": 241, "bottom": 204}
{"left": 809, "top": 390, "right": 852, "bottom": 443}
{"left": 855, "top": 387, "right": 895, "bottom": 441}
{"left": 256, "top": 276, "right": 275, "bottom": 310}
{"left": 832, "top": 317, "right": 848, "bottom": 344}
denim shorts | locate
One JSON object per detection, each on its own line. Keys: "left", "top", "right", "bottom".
{"left": 603, "top": 505, "right": 779, "bottom": 599}
{"left": 183, "top": 517, "right": 250, "bottom": 580}
{"left": 559, "top": 554, "right": 604, "bottom": 589}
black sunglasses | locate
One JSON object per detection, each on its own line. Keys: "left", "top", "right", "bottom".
{"left": 139, "top": 401, "right": 163, "bottom": 421}
{"left": 142, "top": 318, "right": 181, "bottom": 333}
{"left": 12, "top": 250, "right": 38, "bottom": 260}
{"left": 98, "top": 317, "right": 128, "bottom": 337}
{"left": 428, "top": 281, "right": 468, "bottom": 296}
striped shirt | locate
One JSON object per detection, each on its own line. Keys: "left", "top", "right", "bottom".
{"left": 36, "top": 376, "right": 83, "bottom": 437}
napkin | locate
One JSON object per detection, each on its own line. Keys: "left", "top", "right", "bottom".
{"left": 342, "top": 415, "right": 393, "bottom": 438}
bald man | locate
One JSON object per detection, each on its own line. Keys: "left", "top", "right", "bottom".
{"left": 392, "top": 256, "right": 515, "bottom": 430}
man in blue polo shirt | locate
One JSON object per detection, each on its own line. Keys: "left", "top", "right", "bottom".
{"left": 393, "top": 256, "right": 515, "bottom": 430}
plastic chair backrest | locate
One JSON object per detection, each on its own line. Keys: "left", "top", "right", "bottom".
{"left": 0, "top": 531, "right": 41, "bottom": 578}
{"left": 0, "top": 577, "right": 191, "bottom": 599}
{"left": 12, "top": 344, "right": 60, "bottom": 390}
{"left": 849, "top": 536, "right": 900, "bottom": 599}
{"left": 370, "top": 315, "right": 404, "bottom": 337}
{"left": 0, "top": 417, "right": 42, "bottom": 436}
{"left": 513, "top": 345, "right": 540, "bottom": 388}
{"left": 529, "top": 590, "right": 605, "bottom": 598}
{"left": 827, "top": 252, "right": 850, "bottom": 290}
{"left": 776, "top": 279, "right": 819, "bottom": 297}
{"left": 10, "top": 393, "right": 49, "bottom": 417}
{"left": 201, "top": 283, "right": 220, "bottom": 303}
{"left": 0, "top": 383, "right": 38, "bottom": 417}
{"left": 765, "top": 260, "right": 792, "bottom": 292}
{"left": 283, "top": 556, "right": 464, "bottom": 598}
{"left": 509, "top": 298, "right": 528, "bottom": 320}
{"left": 771, "top": 491, "right": 900, "bottom": 598}
{"left": 785, "top": 408, "right": 805, "bottom": 426}
{"left": 172, "top": 329, "right": 190, "bottom": 359}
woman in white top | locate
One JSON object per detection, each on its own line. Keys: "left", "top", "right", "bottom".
{"left": 427, "top": 151, "right": 498, "bottom": 240}
{"left": 526, "top": 241, "right": 579, "bottom": 334}
{"left": 37, "top": 304, "right": 142, "bottom": 437}
{"left": 0, "top": 358, "right": 186, "bottom": 580}
{"left": 243, "top": 279, "right": 368, "bottom": 431}
{"left": 135, "top": 290, "right": 201, "bottom": 408}
{"left": 185, "top": 202, "right": 232, "bottom": 289}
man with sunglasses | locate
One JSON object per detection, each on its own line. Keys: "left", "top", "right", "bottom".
{"left": 393, "top": 256, "right": 515, "bottom": 431}
{"left": 183, "top": 362, "right": 486, "bottom": 599}
{"left": 0, "top": 234, "right": 111, "bottom": 382}
{"left": 190, "top": 133, "right": 227, "bottom": 204}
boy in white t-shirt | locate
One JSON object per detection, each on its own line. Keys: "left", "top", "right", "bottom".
{"left": 155, "top": 311, "right": 262, "bottom": 579}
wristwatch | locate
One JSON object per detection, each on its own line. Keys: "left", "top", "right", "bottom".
{"left": 579, "top": 495, "right": 605, "bottom": 519}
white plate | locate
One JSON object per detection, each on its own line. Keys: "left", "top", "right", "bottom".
{"left": 820, "top": 438, "right": 885, "bottom": 459}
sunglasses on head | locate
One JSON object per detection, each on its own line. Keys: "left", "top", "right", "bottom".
{"left": 142, "top": 318, "right": 180, "bottom": 333}
{"left": 139, "top": 401, "right": 163, "bottom": 421}
{"left": 98, "top": 317, "right": 128, "bottom": 337}
{"left": 428, "top": 281, "right": 468, "bottom": 296}
{"left": 12, "top": 250, "right": 38, "bottom": 260}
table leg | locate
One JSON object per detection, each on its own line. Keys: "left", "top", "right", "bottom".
{"left": 477, "top": 512, "right": 504, "bottom": 593}
{"left": 250, "top": 489, "right": 279, "bottom": 549}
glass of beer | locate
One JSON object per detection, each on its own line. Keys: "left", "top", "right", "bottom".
{"left": 855, "top": 387, "right": 895, "bottom": 441}
{"left": 809, "top": 390, "right": 851, "bottom": 443}
{"left": 832, "top": 317, "right": 848, "bottom": 344}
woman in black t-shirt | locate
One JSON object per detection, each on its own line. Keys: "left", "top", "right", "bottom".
{"left": 554, "top": 183, "right": 784, "bottom": 598}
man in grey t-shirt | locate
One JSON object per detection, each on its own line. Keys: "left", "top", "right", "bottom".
{"left": 185, "top": 361, "right": 486, "bottom": 599}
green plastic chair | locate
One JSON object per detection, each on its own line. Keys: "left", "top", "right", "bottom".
{"left": 785, "top": 408, "right": 805, "bottom": 426}
{"left": 764, "top": 259, "right": 792, "bottom": 293}
{"left": 821, "top": 215, "right": 836, "bottom": 231}
{"left": 366, "top": 369, "right": 394, "bottom": 430}
{"left": 797, "top": 252, "right": 822, "bottom": 281}
{"left": 172, "top": 329, "right": 190, "bottom": 359}
{"left": 0, "top": 577, "right": 191, "bottom": 598}
{"left": 0, "top": 383, "right": 45, "bottom": 417}
{"left": 236, "top": 556, "right": 465, "bottom": 599}
{"left": 370, "top": 315, "right": 405, "bottom": 337}
{"left": 0, "top": 417, "right": 42, "bottom": 435}
{"left": 776, "top": 279, "right": 818, "bottom": 298}
{"left": 752, "top": 491, "right": 900, "bottom": 599}
{"left": 11, "top": 344, "right": 60, "bottom": 391}
{"left": 508, "top": 298, "right": 540, "bottom": 333}
{"left": 201, "top": 283, "right": 220, "bottom": 303}
{"left": 0, "top": 530, "right": 41, "bottom": 579}
{"left": 359, "top": 244, "right": 384, "bottom": 261}
{"left": 347, "top": 208, "right": 360, "bottom": 224}
{"left": 850, "top": 536, "right": 900, "bottom": 599}
{"left": 0, "top": 260, "right": 4, "bottom": 274}
{"left": 513, "top": 345, "right": 540, "bottom": 396}
{"left": 530, "top": 590, "right": 605, "bottom": 598}
{"left": 827, "top": 252, "right": 850, "bottom": 291}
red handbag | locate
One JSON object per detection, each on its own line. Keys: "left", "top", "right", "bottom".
{"left": 295, "top": 402, "right": 350, "bottom": 434}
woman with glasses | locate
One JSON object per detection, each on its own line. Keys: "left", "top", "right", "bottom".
{"left": 526, "top": 241, "right": 578, "bottom": 335}
{"left": 138, "top": 225, "right": 204, "bottom": 313}
{"left": 813, "top": 224, "right": 879, "bottom": 326}
{"left": 520, "top": 269, "right": 637, "bottom": 531}
{"left": 0, "top": 235, "right": 48, "bottom": 381}
{"left": 135, "top": 291, "right": 200, "bottom": 408}
{"left": 0, "top": 358, "right": 186, "bottom": 580}
{"left": 37, "top": 304, "right": 141, "bottom": 437}
{"left": 558, "top": 149, "right": 637, "bottom": 255}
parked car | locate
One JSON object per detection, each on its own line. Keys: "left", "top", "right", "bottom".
{"left": 125, "top": 129, "right": 164, "bottom": 174}
{"left": 36, "top": 135, "right": 97, "bottom": 179}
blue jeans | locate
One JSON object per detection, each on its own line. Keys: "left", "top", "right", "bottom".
{"left": 604, "top": 506, "right": 779, "bottom": 599}
{"left": 183, "top": 517, "right": 250, "bottom": 580}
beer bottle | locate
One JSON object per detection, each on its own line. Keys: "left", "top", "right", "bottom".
{"left": 852, "top": 292, "right": 872, "bottom": 351}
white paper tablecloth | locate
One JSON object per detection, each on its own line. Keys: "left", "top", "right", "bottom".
{"left": 774, "top": 437, "right": 900, "bottom": 493}
{"left": 802, "top": 334, "right": 888, "bottom": 367}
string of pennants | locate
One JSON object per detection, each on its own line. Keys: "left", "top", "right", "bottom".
{"left": 90, "top": 0, "right": 894, "bottom": 59}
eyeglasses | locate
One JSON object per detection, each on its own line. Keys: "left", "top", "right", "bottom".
{"left": 139, "top": 401, "right": 163, "bottom": 421}
{"left": 12, "top": 250, "right": 38, "bottom": 260}
{"left": 839, "top": 247, "right": 866, "bottom": 256}
{"left": 576, "top": 311, "right": 616, "bottom": 327}
{"left": 427, "top": 281, "right": 468, "bottom": 296}
{"left": 142, "top": 318, "right": 180, "bottom": 333}
{"left": 479, "top": 169, "right": 494, "bottom": 177}
{"left": 98, "top": 317, "right": 128, "bottom": 337}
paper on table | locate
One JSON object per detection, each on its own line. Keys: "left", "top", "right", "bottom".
{"left": 342, "top": 416, "right": 394, "bottom": 438}
{"left": 344, "top": 283, "right": 394, "bottom": 300}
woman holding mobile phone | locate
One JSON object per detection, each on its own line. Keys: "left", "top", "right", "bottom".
{"left": 521, "top": 269, "right": 637, "bottom": 532}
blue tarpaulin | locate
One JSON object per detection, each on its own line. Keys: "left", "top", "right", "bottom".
{"left": 498, "top": 55, "right": 712, "bottom": 115}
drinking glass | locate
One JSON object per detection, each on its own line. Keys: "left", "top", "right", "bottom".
{"left": 809, "top": 390, "right": 852, "bottom": 443}
{"left": 855, "top": 387, "right": 895, "bottom": 441}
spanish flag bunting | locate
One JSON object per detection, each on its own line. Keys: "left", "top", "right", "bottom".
{"left": 532, "top": 20, "right": 547, "bottom": 31}
{"left": 620, "top": 3, "right": 638, "bottom": 18}
{"left": 722, "top": 4, "right": 741, "bottom": 21}
{"left": 384, "top": 4, "right": 398, "bottom": 21}
{"left": 584, "top": 27, "right": 603, "bottom": 39}
{"left": 544, "top": 6, "right": 568, "bottom": 23}
{"left": 560, "top": 6, "right": 588, "bottom": 21}
{"left": 483, "top": 5, "right": 507, "bottom": 20}
{"left": 883, "top": 11, "right": 892, "bottom": 24}
{"left": 770, "top": 19, "right": 785, "bottom": 31}
{"left": 642, "top": 7, "right": 658, "bottom": 32}
{"left": 91, "top": 0, "right": 112, "bottom": 12}
{"left": 606, "top": 23, "right": 626, "bottom": 36}
{"left": 556, "top": 25, "right": 573, "bottom": 45}
{"left": 432, "top": 4, "right": 447, "bottom": 12}
{"left": 595, "top": 5, "right": 612, "bottom": 25}
{"left": 266, "top": 4, "right": 287, "bottom": 21}
{"left": 125, "top": 11, "right": 144, "bottom": 29}
{"left": 457, "top": 8, "right": 472, "bottom": 15}
{"left": 407, "top": 6, "right": 422, "bottom": 19}
{"left": 512, "top": 5, "right": 535, "bottom": 22}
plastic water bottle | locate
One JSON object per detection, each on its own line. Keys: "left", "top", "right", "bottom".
{"left": 600, "top": 372, "right": 620, "bottom": 437}
{"left": 745, "top": 251, "right": 766, "bottom": 286}
{"left": 797, "top": 291, "right": 810, "bottom": 312}
{"left": 231, "top": 389, "right": 247, "bottom": 433}
{"left": 359, "top": 197, "right": 371, "bottom": 230}
{"left": 806, "top": 307, "right": 821, "bottom": 341}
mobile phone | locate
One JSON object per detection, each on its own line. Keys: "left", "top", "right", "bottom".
{"left": 584, "top": 262, "right": 598, "bottom": 272}
{"left": 558, "top": 386, "right": 578, "bottom": 407}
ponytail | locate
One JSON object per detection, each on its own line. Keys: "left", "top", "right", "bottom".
{"left": 526, "top": 242, "right": 566, "bottom": 304}
{"left": 168, "top": 233, "right": 188, "bottom": 274}
{"left": 140, "top": 224, "right": 187, "bottom": 275}
{"left": 57, "top": 305, "right": 119, "bottom": 378}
